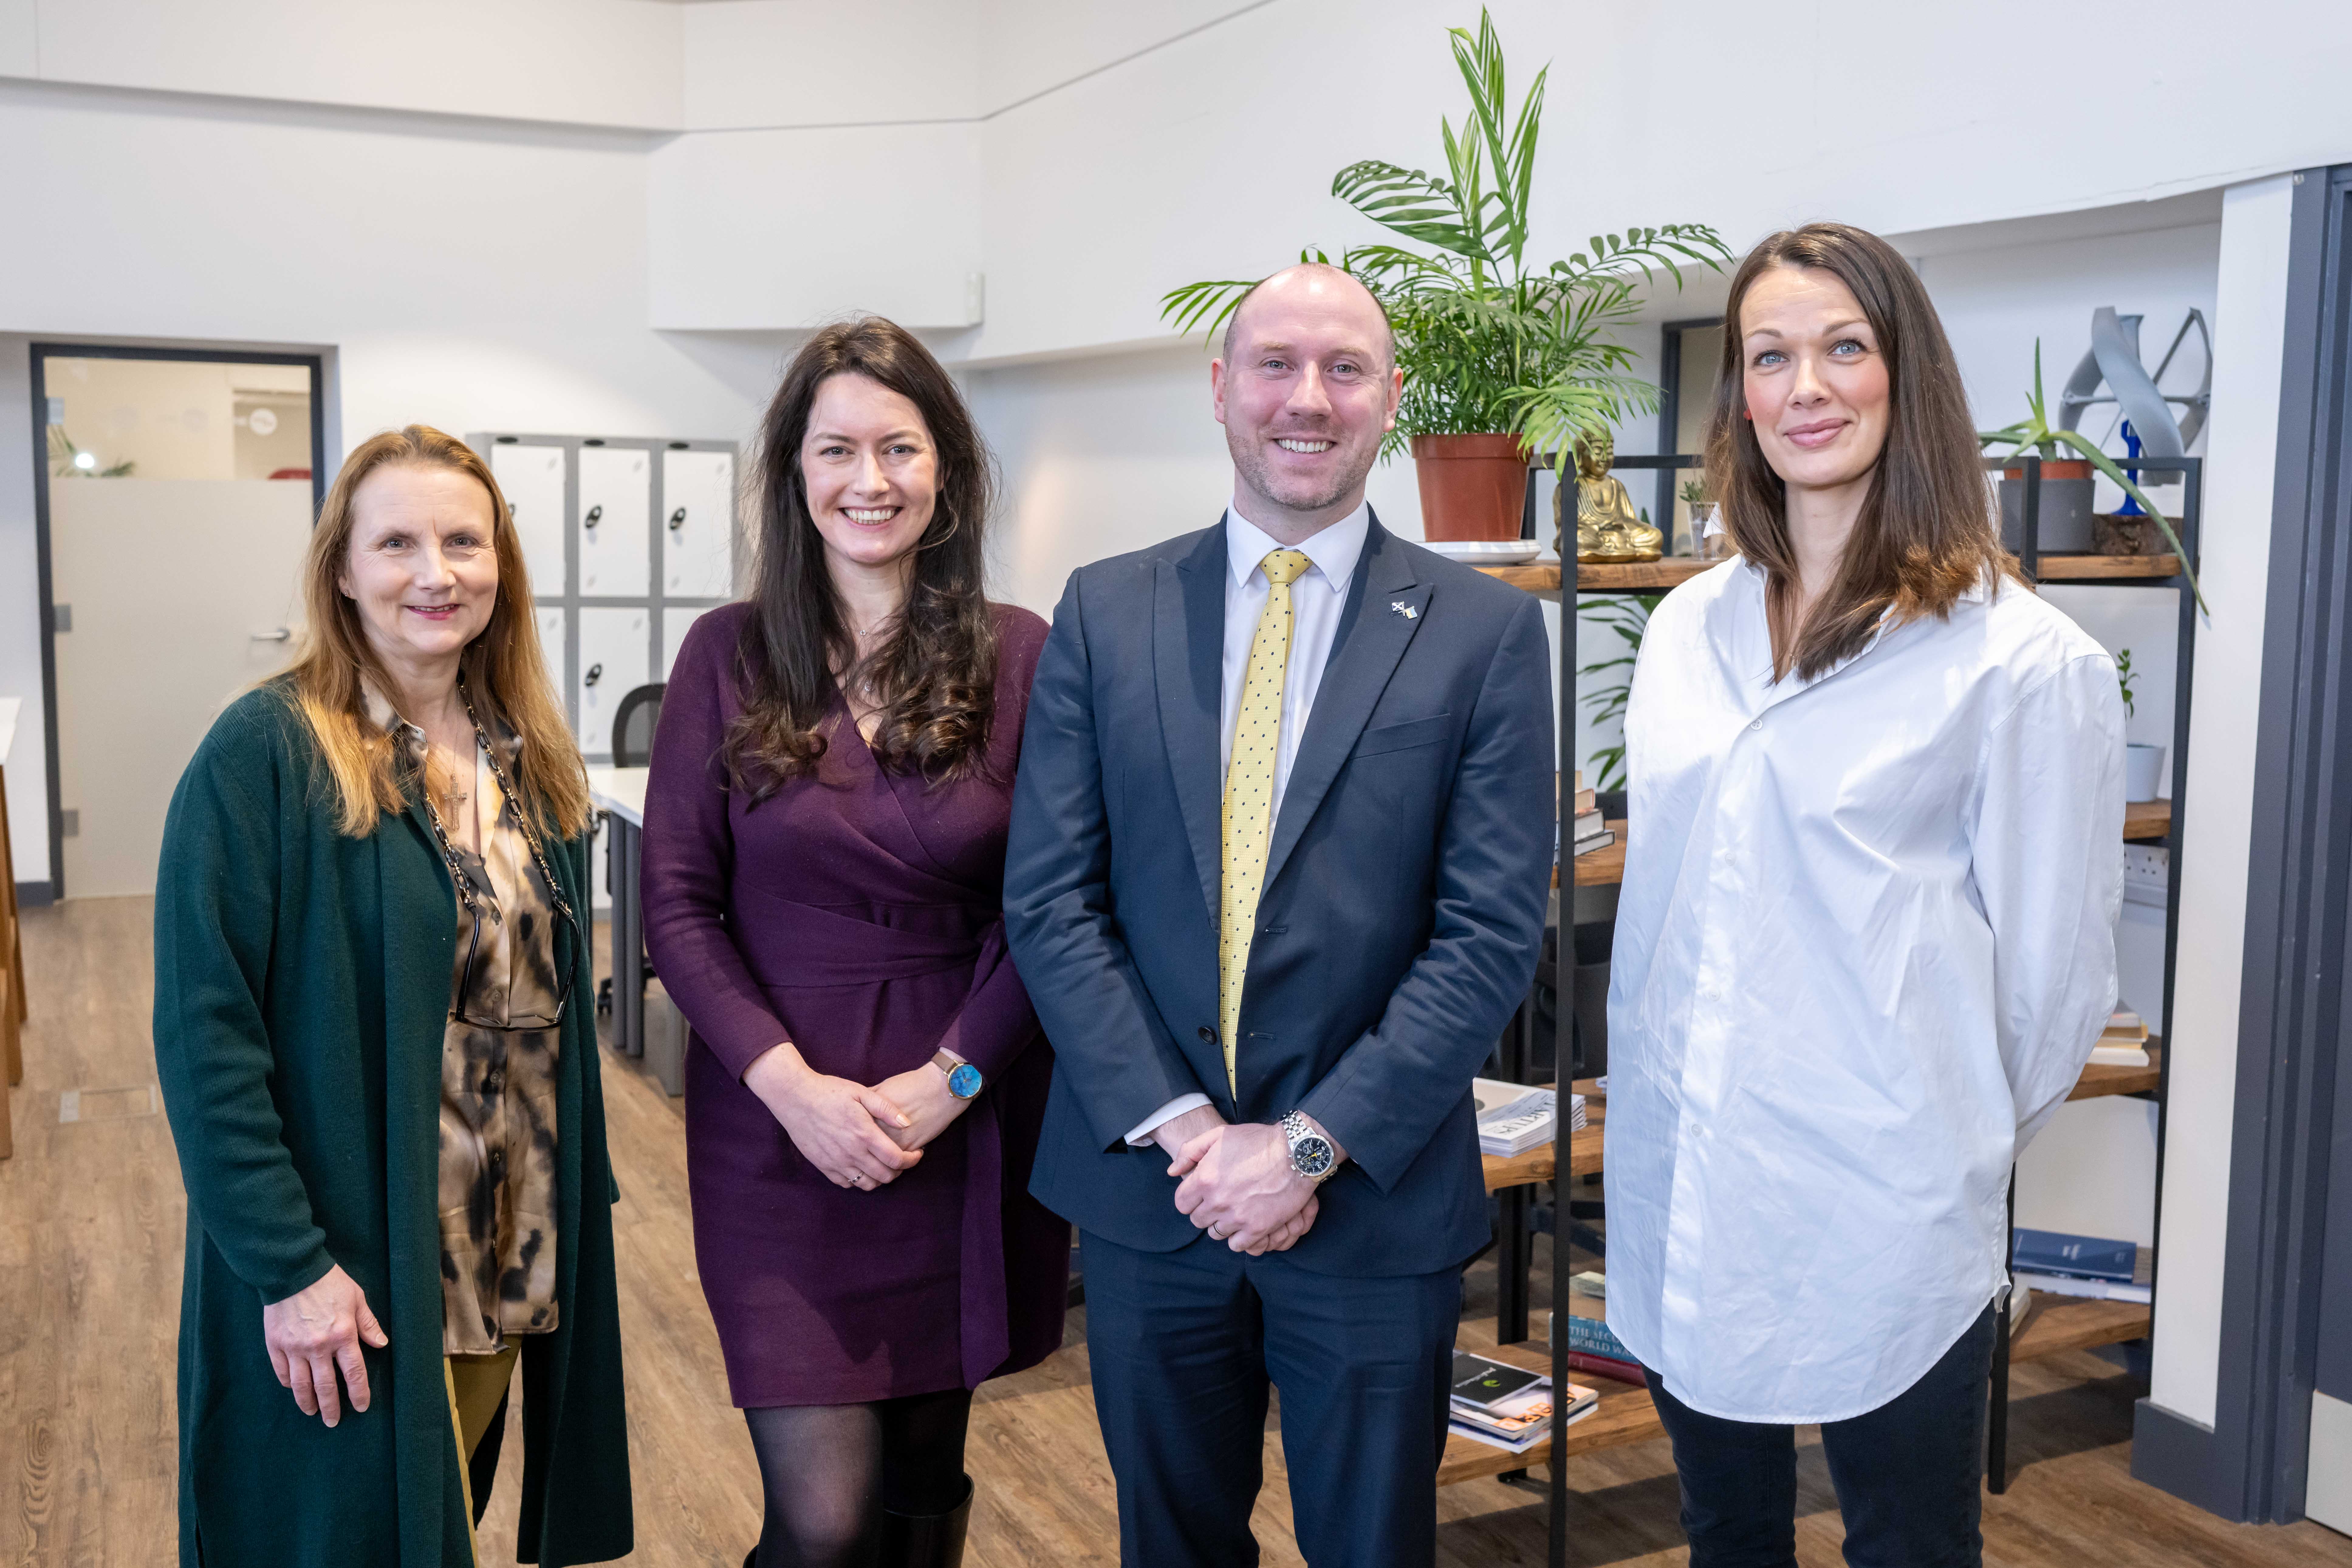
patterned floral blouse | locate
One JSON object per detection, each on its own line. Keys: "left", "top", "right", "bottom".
{"left": 368, "top": 687, "right": 565, "bottom": 1356}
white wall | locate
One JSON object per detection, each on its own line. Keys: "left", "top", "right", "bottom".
{"left": 0, "top": 77, "right": 775, "bottom": 888}
{"left": 0, "top": 0, "right": 683, "bottom": 128}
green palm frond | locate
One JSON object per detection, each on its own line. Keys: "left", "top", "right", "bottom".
{"left": 1159, "top": 8, "right": 1729, "bottom": 461}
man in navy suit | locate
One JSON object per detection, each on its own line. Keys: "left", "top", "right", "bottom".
{"left": 1004, "top": 263, "right": 1554, "bottom": 1565}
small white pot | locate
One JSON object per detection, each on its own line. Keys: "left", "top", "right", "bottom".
{"left": 2125, "top": 743, "right": 2166, "bottom": 804}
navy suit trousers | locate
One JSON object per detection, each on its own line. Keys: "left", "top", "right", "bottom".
{"left": 1079, "top": 1230, "right": 1462, "bottom": 1568}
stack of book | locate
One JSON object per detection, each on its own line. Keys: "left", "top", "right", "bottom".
{"left": 1471, "top": 1078, "right": 1587, "bottom": 1158}
{"left": 1551, "top": 1309, "right": 1645, "bottom": 1385}
{"left": 1555, "top": 771, "right": 1615, "bottom": 861}
{"left": 2010, "top": 1227, "right": 2153, "bottom": 1305}
{"left": 1448, "top": 1351, "right": 1597, "bottom": 1453}
{"left": 2090, "top": 1010, "right": 2151, "bottom": 1067}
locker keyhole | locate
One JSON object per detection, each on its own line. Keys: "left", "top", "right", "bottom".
{"left": 585, "top": 663, "right": 603, "bottom": 687}
{"left": 669, "top": 507, "right": 687, "bottom": 531}
{"left": 584, "top": 505, "right": 603, "bottom": 530}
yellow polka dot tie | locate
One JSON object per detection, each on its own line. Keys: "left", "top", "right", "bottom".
{"left": 1218, "top": 548, "right": 1312, "bottom": 1096}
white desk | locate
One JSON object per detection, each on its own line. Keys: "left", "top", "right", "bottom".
{"left": 586, "top": 766, "right": 652, "bottom": 1056}
{"left": 586, "top": 765, "right": 647, "bottom": 828}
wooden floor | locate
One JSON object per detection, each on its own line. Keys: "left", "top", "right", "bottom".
{"left": 5, "top": 895, "right": 2351, "bottom": 1566}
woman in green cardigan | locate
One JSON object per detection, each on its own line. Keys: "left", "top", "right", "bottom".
{"left": 154, "top": 425, "right": 632, "bottom": 1566}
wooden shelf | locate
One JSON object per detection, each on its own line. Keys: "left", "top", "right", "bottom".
{"left": 1482, "top": 553, "right": 2185, "bottom": 597}
{"left": 2027, "top": 553, "right": 2182, "bottom": 582}
{"left": 1553, "top": 820, "right": 1627, "bottom": 888}
{"left": 1561, "top": 809, "right": 2161, "bottom": 891}
{"left": 1477, "top": 559, "right": 1716, "bottom": 595}
{"left": 1436, "top": 1327, "right": 1662, "bottom": 1486}
{"left": 1481, "top": 1080, "right": 1604, "bottom": 1192}
{"left": 2011, "top": 1294, "right": 2151, "bottom": 1363}
{"left": 2071, "top": 1042, "right": 2162, "bottom": 1101}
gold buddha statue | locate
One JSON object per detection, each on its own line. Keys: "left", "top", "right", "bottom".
{"left": 1557, "top": 430, "right": 1664, "bottom": 563}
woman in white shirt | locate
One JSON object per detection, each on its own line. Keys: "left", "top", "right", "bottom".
{"left": 1605, "top": 222, "right": 2125, "bottom": 1565}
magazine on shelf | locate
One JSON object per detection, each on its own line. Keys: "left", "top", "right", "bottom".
{"left": 1446, "top": 1351, "right": 1599, "bottom": 1453}
{"left": 2011, "top": 1227, "right": 2139, "bottom": 1285}
{"left": 1471, "top": 1080, "right": 1587, "bottom": 1158}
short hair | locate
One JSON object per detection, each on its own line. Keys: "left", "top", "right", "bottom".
{"left": 1220, "top": 263, "right": 1395, "bottom": 372}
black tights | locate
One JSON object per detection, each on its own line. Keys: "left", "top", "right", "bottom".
{"left": 743, "top": 1388, "right": 973, "bottom": 1568}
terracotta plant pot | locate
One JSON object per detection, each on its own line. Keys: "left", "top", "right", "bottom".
{"left": 1412, "top": 433, "right": 1529, "bottom": 542}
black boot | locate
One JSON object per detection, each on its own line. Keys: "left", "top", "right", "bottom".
{"left": 878, "top": 1474, "right": 973, "bottom": 1567}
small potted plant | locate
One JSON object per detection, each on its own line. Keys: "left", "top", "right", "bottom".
{"left": 1163, "top": 11, "right": 1727, "bottom": 541}
{"left": 2117, "top": 649, "right": 2165, "bottom": 803}
{"left": 1981, "top": 342, "right": 2206, "bottom": 612}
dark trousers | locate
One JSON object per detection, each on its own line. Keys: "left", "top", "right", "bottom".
{"left": 1079, "top": 1229, "right": 1462, "bottom": 1568}
{"left": 1645, "top": 1301, "right": 1999, "bottom": 1568}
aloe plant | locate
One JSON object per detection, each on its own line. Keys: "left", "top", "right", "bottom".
{"left": 1980, "top": 341, "right": 2205, "bottom": 613}
{"left": 1162, "top": 10, "right": 1728, "bottom": 468}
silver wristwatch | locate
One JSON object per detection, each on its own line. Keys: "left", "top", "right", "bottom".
{"left": 1281, "top": 1110, "right": 1337, "bottom": 1184}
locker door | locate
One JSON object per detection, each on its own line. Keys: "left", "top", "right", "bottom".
{"left": 579, "top": 447, "right": 651, "bottom": 597}
{"left": 577, "top": 607, "right": 650, "bottom": 758}
{"left": 491, "top": 443, "right": 568, "bottom": 597}
{"left": 662, "top": 449, "right": 737, "bottom": 598}
{"left": 662, "top": 604, "right": 709, "bottom": 679}
{"left": 536, "top": 606, "right": 570, "bottom": 714}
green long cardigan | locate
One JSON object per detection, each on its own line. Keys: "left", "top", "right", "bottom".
{"left": 153, "top": 682, "right": 632, "bottom": 1567}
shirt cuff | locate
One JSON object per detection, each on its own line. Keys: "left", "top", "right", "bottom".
{"left": 1125, "top": 1094, "right": 1213, "bottom": 1148}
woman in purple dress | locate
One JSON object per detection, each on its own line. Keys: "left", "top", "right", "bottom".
{"left": 642, "top": 317, "right": 1064, "bottom": 1568}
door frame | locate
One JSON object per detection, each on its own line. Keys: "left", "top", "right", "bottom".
{"left": 27, "top": 343, "right": 326, "bottom": 900}
{"left": 2131, "top": 161, "right": 2352, "bottom": 1522}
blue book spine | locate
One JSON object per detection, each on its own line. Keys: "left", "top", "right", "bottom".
{"left": 1562, "top": 1314, "right": 1634, "bottom": 1362}
{"left": 2010, "top": 1227, "right": 2136, "bottom": 1284}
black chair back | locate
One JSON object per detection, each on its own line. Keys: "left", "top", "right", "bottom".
{"left": 611, "top": 683, "right": 666, "bottom": 768}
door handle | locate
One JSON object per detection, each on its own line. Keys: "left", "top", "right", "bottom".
{"left": 250, "top": 627, "right": 292, "bottom": 642}
{"left": 584, "top": 504, "right": 603, "bottom": 530}
{"left": 669, "top": 507, "right": 687, "bottom": 531}
{"left": 584, "top": 662, "right": 603, "bottom": 687}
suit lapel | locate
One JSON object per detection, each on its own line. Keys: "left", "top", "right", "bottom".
{"left": 1155, "top": 523, "right": 1230, "bottom": 930}
{"left": 1260, "top": 517, "right": 1426, "bottom": 893}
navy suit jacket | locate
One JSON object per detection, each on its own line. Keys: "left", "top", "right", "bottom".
{"left": 1004, "top": 514, "right": 1555, "bottom": 1277}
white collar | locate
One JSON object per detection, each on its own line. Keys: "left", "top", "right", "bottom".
{"left": 1223, "top": 499, "right": 1370, "bottom": 595}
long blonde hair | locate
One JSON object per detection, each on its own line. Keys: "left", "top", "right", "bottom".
{"left": 284, "top": 425, "right": 591, "bottom": 840}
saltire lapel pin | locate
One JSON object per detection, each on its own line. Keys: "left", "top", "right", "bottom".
{"left": 1390, "top": 600, "right": 1418, "bottom": 620}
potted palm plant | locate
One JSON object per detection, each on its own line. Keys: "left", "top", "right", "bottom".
{"left": 1162, "top": 10, "right": 1728, "bottom": 542}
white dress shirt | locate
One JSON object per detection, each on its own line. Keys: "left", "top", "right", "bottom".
{"left": 1604, "top": 559, "right": 2125, "bottom": 1423}
{"left": 1125, "top": 500, "right": 1370, "bottom": 1146}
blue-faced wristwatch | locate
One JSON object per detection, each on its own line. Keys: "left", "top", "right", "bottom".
{"left": 932, "top": 1047, "right": 984, "bottom": 1100}
{"left": 1281, "top": 1110, "right": 1337, "bottom": 1183}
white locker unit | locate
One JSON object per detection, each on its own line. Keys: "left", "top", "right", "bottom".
{"left": 578, "top": 607, "right": 651, "bottom": 758}
{"left": 492, "top": 443, "right": 569, "bottom": 598}
{"left": 578, "top": 446, "right": 651, "bottom": 598}
{"left": 468, "top": 431, "right": 739, "bottom": 763}
{"left": 663, "top": 449, "right": 738, "bottom": 598}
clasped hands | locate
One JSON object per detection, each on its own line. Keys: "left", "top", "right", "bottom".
{"left": 743, "top": 1042, "right": 971, "bottom": 1190}
{"left": 1149, "top": 1104, "right": 1341, "bottom": 1256}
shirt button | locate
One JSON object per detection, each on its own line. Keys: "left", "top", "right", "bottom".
{"left": 1749, "top": 719, "right": 1762, "bottom": 731}
{"left": 1199, "top": 1026, "right": 1217, "bottom": 1046}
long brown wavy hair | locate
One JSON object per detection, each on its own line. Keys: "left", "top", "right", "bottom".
{"left": 1706, "top": 222, "right": 2015, "bottom": 681}
{"left": 282, "top": 425, "right": 591, "bottom": 840}
{"left": 726, "top": 317, "right": 1000, "bottom": 796}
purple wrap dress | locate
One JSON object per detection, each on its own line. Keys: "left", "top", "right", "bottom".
{"left": 642, "top": 601, "right": 1067, "bottom": 1407}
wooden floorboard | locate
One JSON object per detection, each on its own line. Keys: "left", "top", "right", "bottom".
{"left": 3, "top": 896, "right": 2349, "bottom": 1565}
